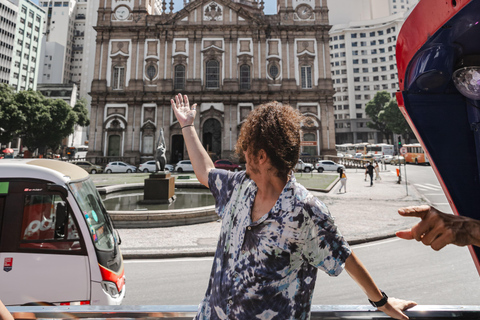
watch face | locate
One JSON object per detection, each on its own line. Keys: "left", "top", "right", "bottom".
{"left": 115, "top": 6, "right": 130, "bottom": 20}
{"left": 296, "top": 4, "right": 313, "bottom": 20}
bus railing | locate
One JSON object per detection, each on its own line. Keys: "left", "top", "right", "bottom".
{"left": 6, "top": 305, "right": 480, "bottom": 319}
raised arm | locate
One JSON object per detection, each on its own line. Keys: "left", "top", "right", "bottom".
{"left": 345, "top": 252, "right": 416, "bottom": 320}
{"left": 171, "top": 94, "right": 214, "bottom": 187}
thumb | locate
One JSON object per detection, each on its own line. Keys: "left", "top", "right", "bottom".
{"left": 396, "top": 230, "right": 414, "bottom": 240}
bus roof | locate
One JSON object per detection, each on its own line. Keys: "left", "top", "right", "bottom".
{"left": 0, "top": 159, "right": 89, "bottom": 184}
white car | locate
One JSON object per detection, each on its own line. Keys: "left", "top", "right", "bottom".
{"left": 382, "top": 155, "right": 393, "bottom": 163}
{"left": 138, "top": 161, "right": 174, "bottom": 173}
{"left": 175, "top": 160, "right": 193, "bottom": 172}
{"left": 105, "top": 161, "right": 137, "bottom": 173}
{"left": 354, "top": 153, "right": 363, "bottom": 159}
{"left": 315, "top": 160, "right": 345, "bottom": 173}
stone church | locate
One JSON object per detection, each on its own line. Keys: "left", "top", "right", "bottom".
{"left": 88, "top": 0, "right": 336, "bottom": 164}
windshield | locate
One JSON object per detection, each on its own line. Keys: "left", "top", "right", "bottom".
{"left": 69, "top": 179, "right": 115, "bottom": 251}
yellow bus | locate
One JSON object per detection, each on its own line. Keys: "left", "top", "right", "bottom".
{"left": 404, "top": 143, "right": 430, "bottom": 165}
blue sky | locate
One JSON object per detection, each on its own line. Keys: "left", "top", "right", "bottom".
{"left": 31, "top": 0, "right": 277, "bottom": 14}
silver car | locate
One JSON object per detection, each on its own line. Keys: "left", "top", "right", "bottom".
{"left": 175, "top": 160, "right": 193, "bottom": 172}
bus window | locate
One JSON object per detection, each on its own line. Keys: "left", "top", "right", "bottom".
{"left": 20, "top": 194, "right": 82, "bottom": 251}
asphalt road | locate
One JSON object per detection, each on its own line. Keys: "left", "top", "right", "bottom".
{"left": 122, "top": 238, "right": 480, "bottom": 306}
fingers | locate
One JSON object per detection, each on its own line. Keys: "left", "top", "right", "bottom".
{"left": 396, "top": 230, "right": 413, "bottom": 240}
{"left": 398, "top": 205, "right": 431, "bottom": 219}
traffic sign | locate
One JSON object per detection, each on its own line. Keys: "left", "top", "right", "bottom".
{"left": 400, "top": 147, "right": 407, "bottom": 155}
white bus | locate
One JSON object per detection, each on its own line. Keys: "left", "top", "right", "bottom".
{"left": 66, "top": 145, "right": 89, "bottom": 159}
{"left": 335, "top": 143, "right": 356, "bottom": 156}
{"left": 0, "top": 159, "right": 125, "bottom": 306}
{"left": 367, "top": 143, "right": 394, "bottom": 156}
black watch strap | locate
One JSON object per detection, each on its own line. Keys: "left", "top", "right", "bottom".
{"left": 368, "top": 290, "right": 388, "bottom": 308}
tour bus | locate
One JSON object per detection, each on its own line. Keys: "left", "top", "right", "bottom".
{"left": 335, "top": 143, "right": 356, "bottom": 156}
{"left": 0, "top": 159, "right": 125, "bottom": 306}
{"left": 66, "top": 145, "right": 89, "bottom": 159}
{"left": 403, "top": 143, "right": 430, "bottom": 165}
{"left": 354, "top": 142, "right": 369, "bottom": 155}
{"left": 367, "top": 143, "right": 394, "bottom": 156}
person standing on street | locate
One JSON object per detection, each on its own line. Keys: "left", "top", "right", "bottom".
{"left": 171, "top": 93, "right": 416, "bottom": 320}
{"left": 338, "top": 168, "right": 347, "bottom": 193}
{"left": 374, "top": 160, "right": 382, "bottom": 181}
{"left": 366, "top": 162, "right": 374, "bottom": 186}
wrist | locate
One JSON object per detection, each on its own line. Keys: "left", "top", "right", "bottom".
{"left": 368, "top": 290, "right": 388, "bottom": 308}
{"left": 181, "top": 124, "right": 194, "bottom": 129}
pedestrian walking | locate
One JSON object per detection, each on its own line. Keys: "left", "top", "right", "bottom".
{"left": 366, "top": 162, "right": 374, "bottom": 186}
{"left": 171, "top": 93, "right": 416, "bottom": 320}
{"left": 338, "top": 168, "right": 347, "bottom": 193}
{"left": 374, "top": 160, "right": 382, "bottom": 180}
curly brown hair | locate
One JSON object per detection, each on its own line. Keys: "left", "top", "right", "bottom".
{"left": 235, "top": 102, "right": 304, "bottom": 178}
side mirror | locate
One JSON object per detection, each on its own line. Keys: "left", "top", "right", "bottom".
{"left": 47, "top": 184, "right": 68, "bottom": 198}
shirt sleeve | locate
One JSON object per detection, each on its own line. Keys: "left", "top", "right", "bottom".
{"left": 302, "top": 196, "right": 351, "bottom": 276}
{"left": 208, "top": 169, "right": 244, "bottom": 218}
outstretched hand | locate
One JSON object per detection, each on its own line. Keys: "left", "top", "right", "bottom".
{"left": 396, "top": 205, "right": 480, "bottom": 250}
{"left": 378, "top": 297, "right": 417, "bottom": 320}
{"left": 171, "top": 93, "right": 197, "bottom": 128}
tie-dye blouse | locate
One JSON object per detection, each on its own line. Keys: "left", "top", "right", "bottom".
{"left": 195, "top": 169, "right": 351, "bottom": 320}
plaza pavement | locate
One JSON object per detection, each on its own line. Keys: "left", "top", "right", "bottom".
{"left": 117, "top": 167, "right": 427, "bottom": 259}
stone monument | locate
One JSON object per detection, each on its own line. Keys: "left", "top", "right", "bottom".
{"left": 143, "top": 128, "right": 176, "bottom": 204}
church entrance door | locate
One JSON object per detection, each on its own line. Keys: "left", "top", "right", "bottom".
{"left": 202, "top": 119, "right": 221, "bottom": 160}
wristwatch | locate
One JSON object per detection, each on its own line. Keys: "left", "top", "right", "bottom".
{"left": 368, "top": 290, "right": 388, "bottom": 308}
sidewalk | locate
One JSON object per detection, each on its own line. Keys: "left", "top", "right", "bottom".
{"left": 118, "top": 167, "right": 427, "bottom": 259}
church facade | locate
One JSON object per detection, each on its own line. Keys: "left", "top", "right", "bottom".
{"left": 89, "top": 0, "right": 336, "bottom": 164}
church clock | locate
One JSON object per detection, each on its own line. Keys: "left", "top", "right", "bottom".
{"left": 296, "top": 4, "right": 313, "bottom": 20}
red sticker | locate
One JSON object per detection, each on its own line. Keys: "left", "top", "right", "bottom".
{"left": 4, "top": 257, "right": 12, "bottom": 272}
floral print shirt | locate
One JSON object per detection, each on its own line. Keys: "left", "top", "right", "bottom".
{"left": 195, "top": 169, "right": 351, "bottom": 320}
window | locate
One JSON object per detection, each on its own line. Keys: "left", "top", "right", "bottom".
{"left": 239, "top": 65, "right": 250, "bottom": 90}
{"left": 205, "top": 60, "right": 219, "bottom": 89}
{"left": 112, "top": 66, "right": 125, "bottom": 90}
{"left": 356, "top": 114, "right": 363, "bottom": 119}
{"left": 174, "top": 65, "right": 185, "bottom": 90}
{"left": 301, "top": 66, "right": 312, "bottom": 89}
{"left": 269, "top": 65, "right": 279, "bottom": 79}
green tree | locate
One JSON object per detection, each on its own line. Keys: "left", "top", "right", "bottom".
{"left": 381, "top": 99, "right": 415, "bottom": 140}
{"left": 16, "top": 90, "right": 78, "bottom": 156}
{"left": 0, "top": 84, "right": 25, "bottom": 146}
{"left": 365, "top": 91, "right": 393, "bottom": 143}
{"left": 73, "top": 97, "right": 90, "bottom": 127}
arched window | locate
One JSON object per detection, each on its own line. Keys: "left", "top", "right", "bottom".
{"left": 112, "top": 66, "right": 125, "bottom": 90}
{"left": 174, "top": 65, "right": 185, "bottom": 90}
{"left": 239, "top": 64, "right": 250, "bottom": 90}
{"left": 206, "top": 60, "right": 219, "bottom": 89}
{"left": 301, "top": 65, "right": 312, "bottom": 89}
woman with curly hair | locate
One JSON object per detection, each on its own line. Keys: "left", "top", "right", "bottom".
{"left": 171, "top": 93, "right": 415, "bottom": 320}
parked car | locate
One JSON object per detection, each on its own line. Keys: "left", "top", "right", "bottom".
{"left": 175, "top": 160, "right": 194, "bottom": 172}
{"left": 295, "top": 159, "right": 314, "bottom": 173}
{"left": 71, "top": 161, "right": 103, "bottom": 174}
{"left": 382, "top": 155, "right": 394, "bottom": 164}
{"left": 138, "top": 160, "right": 157, "bottom": 173}
{"left": 105, "top": 161, "right": 137, "bottom": 173}
{"left": 315, "top": 160, "right": 345, "bottom": 173}
{"left": 371, "top": 154, "right": 383, "bottom": 161}
{"left": 139, "top": 161, "right": 175, "bottom": 173}
{"left": 390, "top": 156, "right": 405, "bottom": 165}
{"left": 214, "top": 159, "right": 242, "bottom": 171}
{"left": 354, "top": 153, "right": 363, "bottom": 159}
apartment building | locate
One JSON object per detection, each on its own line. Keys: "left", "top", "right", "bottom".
{"left": 8, "top": 0, "right": 44, "bottom": 91}
{"left": 0, "top": 0, "right": 18, "bottom": 84}
{"left": 329, "top": 0, "right": 418, "bottom": 144}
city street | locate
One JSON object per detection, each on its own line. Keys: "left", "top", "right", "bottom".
{"left": 121, "top": 164, "right": 480, "bottom": 307}
{"left": 122, "top": 237, "right": 480, "bottom": 306}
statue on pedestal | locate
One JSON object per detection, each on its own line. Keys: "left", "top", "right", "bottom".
{"left": 155, "top": 128, "right": 166, "bottom": 172}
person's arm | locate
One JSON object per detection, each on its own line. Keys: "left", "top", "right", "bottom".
{"left": 396, "top": 205, "right": 480, "bottom": 250}
{"left": 345, "top": 252, "right": 417, "bottom": 320}
{"left": 0, "top": 300, "right": 13, "bottom": 320}
{"left": 171, "top": 94, "right": 214, "bottom": 187}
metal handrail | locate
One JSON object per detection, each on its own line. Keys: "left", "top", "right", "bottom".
{"left": 5, "top": 305, "right": 480, "bottom": 319}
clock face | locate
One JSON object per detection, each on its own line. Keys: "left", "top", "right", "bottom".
{"left": 296, "top": 4, "right": 313, "bottom": 20}
{"left": 115, "top": 6, "right": 130, "bottom": 20}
